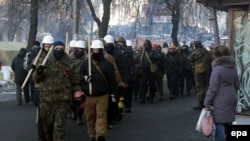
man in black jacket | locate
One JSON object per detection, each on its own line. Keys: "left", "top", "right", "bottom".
{"left": 11, "top": 48, "right": 30, "bottom": 105}
{"left": 79, "top": 40, "right": 116, "bottom": 141}
{"left": 139, "top": 39, "right": 161, "bottom": 103}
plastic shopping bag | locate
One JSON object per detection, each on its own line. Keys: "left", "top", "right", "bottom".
{"left": 196, "top": 108, "right": 207, "bottom": 132}
{"left": 201, "top": 110, "right": 213, "bottom": 137}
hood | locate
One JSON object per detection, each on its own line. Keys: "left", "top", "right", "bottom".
{"left": 212, "top": 56, "right": 236, "bottom": 68}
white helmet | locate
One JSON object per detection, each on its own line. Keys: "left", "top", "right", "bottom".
{"left": 69, "top": 40, "right": 76, "bottom": 48}
{"left": 75, "top": 40, "right": 86, "bottom": 48}
{"left": 126, "top": 40, "right": 132, "bottom": 46}
{"left": 104, "top": 35, "right": 114, "bottom": 43}
{"left": 42, "top": 35, "right": 54, "bottom": 44}
{"left": 91, "top": 40, "right": 104, "bottom": 48}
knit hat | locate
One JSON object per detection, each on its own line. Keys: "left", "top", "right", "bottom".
{"left": 20, "top": 48, "right": 27, "bottom": 53}
{"left": 33, "top": 40, "right": 40, "bottom": 46}
{"left": 53, "top": 41, "right": 65, "bottom": 48}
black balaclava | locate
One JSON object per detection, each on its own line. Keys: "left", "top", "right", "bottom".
{"left": 53, "top": 41, "right": 65, "bottom": 59}
{"left": 92, "top": 49, "right": 104, "bottom": 61}
{"left": 74, "top": 48, "right": 84, "bottom": 58}
{"left": 105, "top": 43, "right": 115, "bottom": 54}
{"left": 143, "top": 39, "right": 152, "bottom": 51}
{"left": 168, "top": 49, "right": 176, "bottom": 56}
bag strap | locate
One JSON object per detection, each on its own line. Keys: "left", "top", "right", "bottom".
{"left": 91, "top": 60, "right": 110, "bottom": 93}
{"left": 145, "top": 52, "right": 153, "bottom": 64}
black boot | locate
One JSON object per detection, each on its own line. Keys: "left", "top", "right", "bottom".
{"left": 97, "top": 136, "right": 105, "bottom": 141}
{"left": 193, "top": 101, "right": 204, "bottom": 110}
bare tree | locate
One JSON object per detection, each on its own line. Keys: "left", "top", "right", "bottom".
{"left": 86, "top": 0, "right": 112, "bottom": 38}
{"left": 4, "top": 0, "right": 28, "bottom": 41}
{"left": 27, "top": 0, "right": 39, "bottom": 50}
{"left": 164, "top": 0, "right": 182, "bottom": 46}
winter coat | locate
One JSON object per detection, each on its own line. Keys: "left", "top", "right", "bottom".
{"left": 165, "top": 53, "right": 182, "bottom": 75}
{"left": 103, "top": 51, "right": 123, "bottom": 86}
{"left": 140, "top": 50, "right": 161, "bottom": 71}
{"left": 33, "top": 50, "right": 47, "bottom": 89}
{"left": 69, "top": 52, "right": 86, "bottom": 71}
{"left": 188, "top": 47, "right": 212, "bottom": 75}
{"left": 110, "top": 49, "right": 135, "bottom": 86}
{"left": 11, "top": 50, "right": 27, "bottom": 84}
{"left": 33, "top": 53, "right": 81, "bottom": 102}
{"left": 133, "top": 50, "right": 142, "bottom": 75}
{"left": 79, "top": 56, "right": 116, "bottom": 96}
{"left": 204, "top": 56, "right": 239, "bottom": 123}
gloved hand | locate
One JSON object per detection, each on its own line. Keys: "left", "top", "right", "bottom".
{"left": 121, "top": 83, "right": 128, "bottom": 89}
{"left": 111, "top": 94, "right": 116, "bottom": 103}
{"left": 84, "top": 75, "right": 92, "bottom": 83}
{"left": 37, "top": 65, "right": 45, "bottom": 75}
{"left": 30, "top": 64, "right": 36, "bottom": 70}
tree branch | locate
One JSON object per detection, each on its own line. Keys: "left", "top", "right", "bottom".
{"left": 86, "top": 0, "right": 101, "bottom": 26}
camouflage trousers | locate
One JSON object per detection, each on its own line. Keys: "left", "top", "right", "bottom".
{"left": 40, "top": 102, "right": 70, "bottom": 141}
{"left": 194, "top": 74, "right": 209, "bottom": 102}
{"left": 85, "top": 94, "right": 109, "bottom": 139}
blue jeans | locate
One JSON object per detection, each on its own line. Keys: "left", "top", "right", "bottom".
{"left": 215, "top": 122, "right": 231, "bottom": 141}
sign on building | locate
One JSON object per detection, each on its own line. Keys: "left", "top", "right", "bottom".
{"left": 153, "top": 16, "right": 172, "bottom": 23}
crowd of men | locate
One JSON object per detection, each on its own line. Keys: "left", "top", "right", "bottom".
{"left": 11, "top": 34, "right": 214, "bottom": 141}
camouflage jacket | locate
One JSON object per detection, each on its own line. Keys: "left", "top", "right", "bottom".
{"left": 33, "top": 52, "right": 81, "bottom": 102}
{"left": 188, "top": 47, "right": 212, "bottom": 74}
{"left": 69, "top": 53, "right": 86, "bottom": 71}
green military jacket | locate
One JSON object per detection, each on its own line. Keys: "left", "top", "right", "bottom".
{"left": 188, "top": 47, "right": 212, "bottom": 75}
{"left": 33, "top": 52, "right": 81, "bottom": 102}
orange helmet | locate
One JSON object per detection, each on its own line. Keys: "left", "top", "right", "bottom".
{"left": 168, "top": 44, "right": 176, "bottom": 49}
{"left": 73, "top": 91, "right": 86, "bottom": 109}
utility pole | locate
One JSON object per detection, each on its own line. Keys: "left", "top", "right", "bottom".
{"left": 72, "top": 0, "right": 79, "bottom": 40}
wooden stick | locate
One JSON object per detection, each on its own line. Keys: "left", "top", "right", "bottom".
{"left": 65, "top": 32, "right": 69, "bottom": 54}
{"left": 41, "top": 45, "right": 53, "bottom": 66}
{"left": 88, "top": 35, "right": 92, "bottom": 95}
{"left": 140, "top": 46, "right": 145, "bottom": 61}
{"left": 21, "top": 48, "right": 43, "bottom": 89}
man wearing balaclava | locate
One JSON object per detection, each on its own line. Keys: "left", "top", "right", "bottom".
{"left": 69, "top": 40, "right": 86, "bottom": 125}
{"left": 139, "top": 39, "right": 161, "bottom": 103}
{"left": 79, "top": 40, "right": 116, "bottom": 141}
{"left": 33, "top": 41, "right": 82, "bottom": 141}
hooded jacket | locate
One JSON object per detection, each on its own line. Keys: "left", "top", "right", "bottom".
{"left": 204, "top": 56, "right": 239, "bottom": 123}
{"left": 11, "top": 49, "right": 27, "bottom": 84}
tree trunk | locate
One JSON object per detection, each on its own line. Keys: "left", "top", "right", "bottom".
{"left": 171, "top": 4, "right": 180, "bottom": 47}
{"left": 87, "top": 0, "right": 111, "bottom": 38}
{"left": 27, "top": 0, "right": 39, "bottom": 50}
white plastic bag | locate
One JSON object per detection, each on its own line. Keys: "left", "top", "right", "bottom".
{"left": 201, "top": 110, "right": 213, "bottom": 137}
{"left": 196, "top": 108, "right": 207, "bottom": 132}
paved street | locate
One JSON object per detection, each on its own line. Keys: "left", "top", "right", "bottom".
{"left": 0, "top": 90, "right": 213, "bottom": 141}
